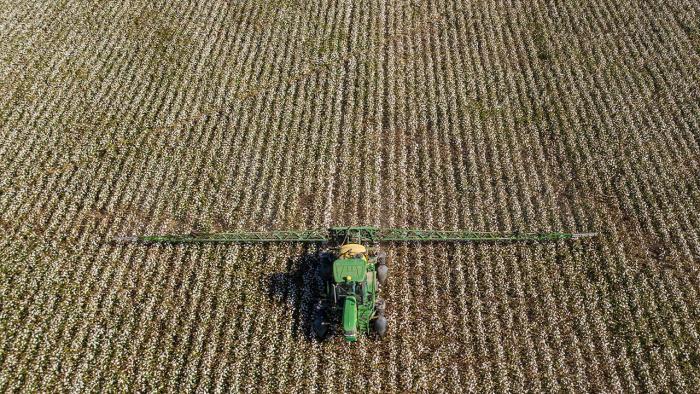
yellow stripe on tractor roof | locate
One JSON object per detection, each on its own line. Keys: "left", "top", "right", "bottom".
{"left": 339, "top": 243, "right": 366, "bottom": 259}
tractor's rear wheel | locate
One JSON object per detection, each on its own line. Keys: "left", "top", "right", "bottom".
{"left": 374, "top": 316, "right": 387, "bottom": 338}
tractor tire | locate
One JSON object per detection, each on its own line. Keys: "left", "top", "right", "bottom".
{"left": 374, "top": 316, "right": 387, "bottom": 338}
{"left": 376, "top": 251, "right": 387, "bottom": 266}
{"left": 377, "top": 264, "right": 388, "bottom": 285}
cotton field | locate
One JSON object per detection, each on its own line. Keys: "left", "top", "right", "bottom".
{"left": 1, "top": 0, "right": 699, "bottom": 392}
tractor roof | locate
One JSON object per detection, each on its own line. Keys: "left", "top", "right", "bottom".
{"left": 333, "top": 258, "right": 366, "bottom": 283}
{"left": 338, "top": 243, "right": 366, "bottom": 258}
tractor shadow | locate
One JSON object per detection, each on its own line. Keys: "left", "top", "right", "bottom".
{"left": 266, "top": 249, "right": 327, "bottom": 341}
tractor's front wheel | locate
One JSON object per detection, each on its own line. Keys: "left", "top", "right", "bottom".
{"left": 377, "top": 264, "right": 388, "bottom": 285}
{"left": 375, "top": 251, "right": 388, "bottom": 266}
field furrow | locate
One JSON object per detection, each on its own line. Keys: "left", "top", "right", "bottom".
{"left": 1, "top": 0, "right": 699, "bottom": 391}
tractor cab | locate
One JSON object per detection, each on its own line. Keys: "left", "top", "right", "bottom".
{"left": 330, "top": 244, "right": 368, "bottom": 300}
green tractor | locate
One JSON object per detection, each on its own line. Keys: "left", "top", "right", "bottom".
{"left": 118, "top": 226, "right": 595, "bottom": 341}
{"left": 314, "top": 242, "right": 389, "bottom": 341}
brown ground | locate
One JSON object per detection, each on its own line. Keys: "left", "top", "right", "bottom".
{"left": 1, "top": 0, "right": 699, "bottom": 391}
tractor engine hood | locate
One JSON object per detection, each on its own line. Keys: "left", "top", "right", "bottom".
{"left": 342, "top": 296, "right": 358, "bottom": 342}
{"left": 333, "top": 258, "right": 366, "bottom": 283}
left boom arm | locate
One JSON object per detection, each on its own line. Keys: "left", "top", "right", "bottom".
{"left": 115, "top": 229, "right": 328, "bottom": 244}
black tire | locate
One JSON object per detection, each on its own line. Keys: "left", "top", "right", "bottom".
{"left": 374, "top": 316, "right": 387, "bottom": 338}
{"left": 376, "top": 251, "right": 387, "bottom": 266}
{"left": 377, "top": 264, "right": 388, "bottom": 285}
